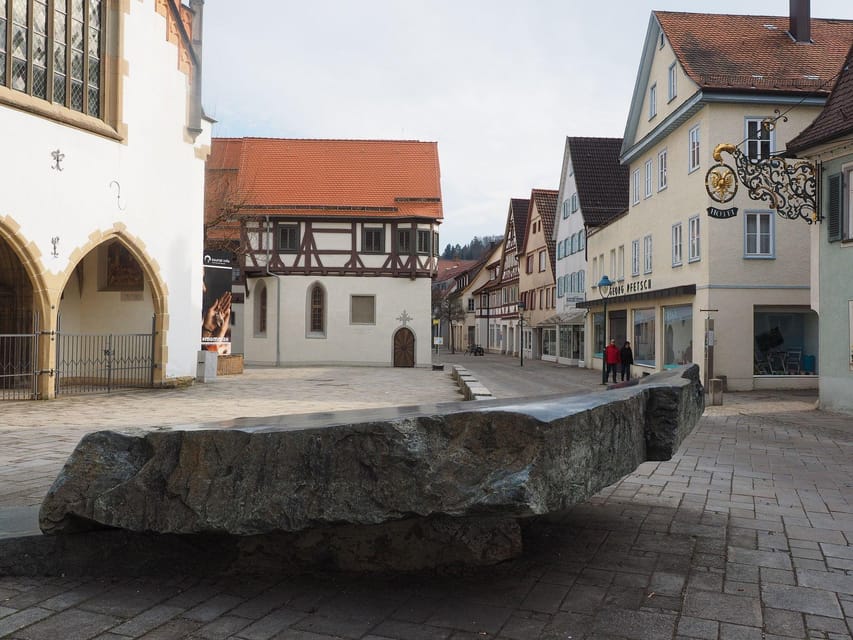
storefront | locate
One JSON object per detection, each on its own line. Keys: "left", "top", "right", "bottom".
{"left": 580, "top": 284, "right": 697, "bottom": 380}
{"left": 540, "top": 309, "right": 586, "bottom": 366}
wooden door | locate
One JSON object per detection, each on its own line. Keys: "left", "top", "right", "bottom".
{"left": 393, "top": 328, "right": 415, "bottom": 367}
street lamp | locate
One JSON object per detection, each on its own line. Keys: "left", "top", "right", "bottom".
{"left": 598, "top": 275, "right": 613, "bottom": 385}
{"left": 517, "top": 300, "right": 526, "bottom": 367}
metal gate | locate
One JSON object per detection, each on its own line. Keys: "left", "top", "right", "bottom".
{"left": 55, "top": 316, "right": 156, "bottom": 395}
{"left": 0, "top": 313, "right": 39, "bottom": 400}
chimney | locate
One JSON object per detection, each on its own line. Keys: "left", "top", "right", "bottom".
{"left": 789, "top": 0, "right": 811, "bottom": 43}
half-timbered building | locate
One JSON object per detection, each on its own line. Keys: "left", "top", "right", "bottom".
{"left": 479, "top": 198, "right": 527, "bottom": 355}
{"left": 205, "top": 137, "right": 443, "bottom": 368}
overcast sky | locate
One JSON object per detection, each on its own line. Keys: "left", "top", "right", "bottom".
{"left": 202, "top": 1, "right": 853, "bottom": 250}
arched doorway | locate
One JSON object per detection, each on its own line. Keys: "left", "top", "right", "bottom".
{"left": 393, "top": 327, "right": 415, "bottom": 367}
{"left": 0, "top": 235, "right": 39, "bottom": 399}
{"left": 56, "top": 238, "right": 159, "bottom": 394}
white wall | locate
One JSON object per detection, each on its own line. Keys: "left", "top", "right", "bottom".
{"left": 243, "top": 275, "right": 433, "bottom": 367}
{"left": 0, "top": 0, "right": 209, "bottom": 379}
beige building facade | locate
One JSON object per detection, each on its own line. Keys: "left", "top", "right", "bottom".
{"left": 581, "top": 9, "right": 852, "bottom": 390}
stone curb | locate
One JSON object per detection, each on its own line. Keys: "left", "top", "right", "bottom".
{"left": 447, "top": 364, "right": 496, "bottom": 401}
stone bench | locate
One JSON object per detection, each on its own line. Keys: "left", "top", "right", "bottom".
{"left": 25, "top": 365, "right": 704, "bottom": 575}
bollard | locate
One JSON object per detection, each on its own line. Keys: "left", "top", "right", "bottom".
{"left": 709, "top": 378, "right": 723, "bottom": 405}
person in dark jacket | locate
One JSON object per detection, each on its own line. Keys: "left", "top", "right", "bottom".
{"left": 620, "top": 340, "right": 634, "bottom": 381}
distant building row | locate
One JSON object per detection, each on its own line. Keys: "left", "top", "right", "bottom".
{"left": 440, "top": 3, "right": 853, "bottom": 414}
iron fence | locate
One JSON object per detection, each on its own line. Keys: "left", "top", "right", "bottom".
{"left": 55, "top": 317, "right": 155, "bottom": 395}
{"left": 0, "top": 314, "right": 39, "bottom": 400}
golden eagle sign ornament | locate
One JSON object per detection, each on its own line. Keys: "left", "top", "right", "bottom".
{"left": 705, "top": 163, "right": 737, "bottom": 203}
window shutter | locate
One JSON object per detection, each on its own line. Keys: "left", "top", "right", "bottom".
{"left": 827, "top": 173, "right": 842, "bottom": 242}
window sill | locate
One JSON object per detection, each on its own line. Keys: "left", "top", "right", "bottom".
{"left": 0, "top": 87, "right": 123, "bottom": 141}
{"left": 743, "top": 255, "right": 775, "bottom": 260}
{"left": 672, "top": 262, "right": 683, "bottom": 268}
{"left": 306, "top": 333, "right": 327, "bottom": 339}
{"left": 688, "top": 257, "right": 701, "bottom": 263}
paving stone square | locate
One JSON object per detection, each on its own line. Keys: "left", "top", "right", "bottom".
{"left": 0, "top": 357, "right": 851, "bottom": 638}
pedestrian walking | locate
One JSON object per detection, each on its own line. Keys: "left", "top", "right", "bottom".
{"left": 604, "top": 338, "right": 620, "bottom": 383}
{"left": 620, "top": 340, "right": 634, "bottom": 381}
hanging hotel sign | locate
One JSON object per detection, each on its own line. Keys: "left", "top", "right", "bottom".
{"left": 712, "top": 139, "right": 816, "bottom": 224}
{"left": 707, "top": 206, "right": 738, "bottom": 219}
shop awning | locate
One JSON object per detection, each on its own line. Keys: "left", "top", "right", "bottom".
{"left": 537, "top": 308, "right": 587, "bottom": 327}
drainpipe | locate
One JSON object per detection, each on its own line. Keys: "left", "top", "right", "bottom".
{"left": 265, "top": 216, "right": 282, "bottom": 366}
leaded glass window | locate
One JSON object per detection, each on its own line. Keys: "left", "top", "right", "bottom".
{"left": 1, "top": 0, "right": 101, "bottom": 117}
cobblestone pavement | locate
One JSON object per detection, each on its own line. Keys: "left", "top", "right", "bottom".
{"left": 1, "top": 356, "right": 852, "bottom": 639}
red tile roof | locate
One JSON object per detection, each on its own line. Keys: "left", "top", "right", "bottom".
{"left": 656, "top": 11, "right": 853, "bottom": 95}
{"left": 788, "top": 41, "right": 853, "bottom": 151}
{"left": 206, "top": 137, "right": 443, "bottom": 222}
{"left": 434, "top": 259, "right": 479, "bottom": 284}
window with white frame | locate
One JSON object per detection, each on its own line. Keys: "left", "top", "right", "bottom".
{"left": 688, "top": 125, "right": 700, "bottom": 172}
{"left": 539, "top": 250, "right": 546, "bottom": 272}
{"left": 579, "top": 229, "right": 585, "bottom": 251}
{"left": 617, "top": 245, "right": 625, "bottom": 281}
{"left": 745, "top": 211, "right": 774, "bottom": 258}
{"left": 557, "top": 276, "right": 564, "bottom": 298}
{"left": 644, "top": 159, "right": 653, "bottom": 198}
{"left": 571, "top": 193, "right": 578, "bottom": 212}
{"left": 658, "top": 149, "right": 667, "bottom": 190}
{"left": 668, "top": 62, "right": 677, "bottom": 101}
{"left": 562, "top": 200, "right": 570, "bottom": 219}
{"left": 649, "top": 83, "right": 657, "bottom": 119}
{"left": 672, "top": 223, "right": 683, "bottom": 266}
{"left": 745, "top": 117, "right": 773, "bottom": 161}
{"left": 557, "top": 242, "right": 563, "bottom": 260}
{"left": 570, "top": 234, "right": 576, "bottom": 254}
{"left": 631, "top": 239, "right": 640, "bottom": 276}
{"left": 643, "top": 234, "right": 653, "bottom": 273}
{"left": 632, "top": 169, "right": 640, "bottom": 205}
{"left": 592, "top": 256, "right": 598, "bottom": 284}
{"left": 609, "top": 249, "right": 616, "bottom": 280}
{"left": 688, "top": 215, "right": 700, "bottom": 261}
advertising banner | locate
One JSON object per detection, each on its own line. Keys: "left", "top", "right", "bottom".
{"left": 202, "top": 251, "right": 233, "bottom": 354}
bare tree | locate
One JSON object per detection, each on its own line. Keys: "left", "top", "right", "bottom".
{"left": 432, "top": 288, "right": 467, "bottom": 354}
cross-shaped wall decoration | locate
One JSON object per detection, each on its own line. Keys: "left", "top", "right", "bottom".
{"left": 396, "top": 310, "right": 413, "bottom": 326}
{"left": 51, "top": 149, "right": 65, "bottom": 171}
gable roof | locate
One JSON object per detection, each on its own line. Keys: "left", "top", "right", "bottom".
{"left": 657, "top": 11, "right": 853, "bottom": 95}
{"left": 509, "top": 198, "right": 530, "bottom": 246}
{"left": 206, "top": 137, "right": 443, "bottom": 221}
{"left": 520, "top": 189, "right": 558, "bottom": 277}
{"left": 622, "top": 10, "right": 853, "bottom": 161}
{"left": 568, "top": 137, "right": 629, "bottom": 227}
{"left": 434, "top": 259, "right": 479, "bottom": 284}
{"left": 787, "top": 42, "right": 853, "bottom": 152}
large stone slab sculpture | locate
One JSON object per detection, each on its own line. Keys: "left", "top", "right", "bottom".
{"left": 37, "top": 365, "right": 703, "bottom": 570}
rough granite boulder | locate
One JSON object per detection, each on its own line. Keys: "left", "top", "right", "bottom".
{"left": 40, "top": 366, "right": 703, "bottom": 556}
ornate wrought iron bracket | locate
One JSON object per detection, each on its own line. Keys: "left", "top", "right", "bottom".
{"left": 712, "top": 143, "right": 817, "bottom": 224}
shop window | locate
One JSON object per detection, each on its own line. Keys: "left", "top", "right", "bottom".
{"left": 663, "top": 305, "right": 692, "bottom": 368}
{"left": 633, "top": 308, "right": 655, "bottom": 366}
{"left": 754, "top": 310, "right": 818, "bottom": 375}
{"left": 593, "top": 312, "right": 604, "bottom": 358}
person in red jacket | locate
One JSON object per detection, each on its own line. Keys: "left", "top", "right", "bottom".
{"left": 604, "top": 338, "right": 620, "bottom": 383}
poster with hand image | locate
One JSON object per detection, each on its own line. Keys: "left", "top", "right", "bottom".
{"left": 202, "top": 251, "right": 233, "bottom": 354}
